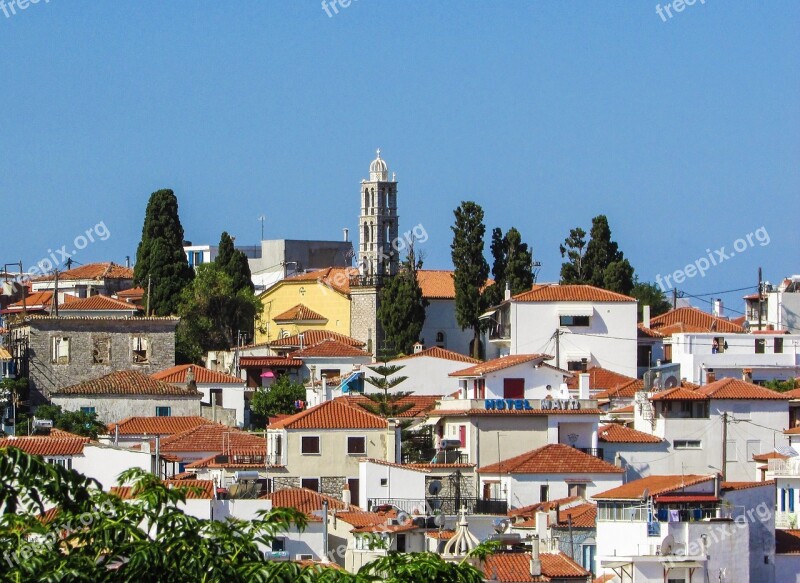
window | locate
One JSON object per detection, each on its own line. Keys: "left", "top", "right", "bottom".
{"left": 540, "top": 485, "right": 549, "bottom": 502}
{"left": 51, "top": 337, "right": 70, "bottom": 364}
{"left": 775, "top": 338, "right": 784, "bottom": 354}
{"left": 755, "top": 338, "right": 766, "bottom": 354}
{"left": 301, "top": 436, "right": 320, "bottom": 454}
{"left": 51, "top": 458, "right": 72, "bottom": 470}
{"left": 503, "top": 378, "right": 525, "bottom": 399}
{"left": 435, "top": 331, "right": 446, "bottom": 347}
{"left": 581, "top": 542, "right": 596, "bottom": 575}
{"left": 396, "top": 534, "right": 407, "bottom": 553}
{"left": 155, "top": 406, "right": 171, "bottom": 417}
{"left": 380, "top": 478, "right": 388, "bottom": 486}
{"left": 567, "top": 360, "right": 585, "bottom": 372}
{"left": 712, "top": 337, "right": 725, "bottom": 354}
{"left": 674, "top": 440, "right": 702, "bottom": 449}
{"left": 80, "top": 407, "right": 96, "bottom": 415}
{"left": 726, "top": 440, "right": 738, "bottom": 462}
{"left": 568, "top": 483, "right": 587, "bottom": 498}
{"left": 92, "top": 336, "right": 111, "bottom": 364}
{"left": 271, "top": 537, "right": 285, "bottom": 552}
{"left": 274, "top": 435, "right": 282, "bottom": 458}
{"left": 132, "top": 336, "right": 150, "bottom": 364}
{"left": 347, "top": 436, "right": 366, "bottom": 455}
{"left": 559, "top": 315, "right": 590, "bottom": 327}
{"left": 301, "top": 478, "right": 319, "bottom": 492}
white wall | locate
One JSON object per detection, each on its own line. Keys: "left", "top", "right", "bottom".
{"left": 511, "top": 301, "right": 637, "bottom": 377}
{"left": 387, "top": 355, "right": 466, "bottom": 396}
{"left": 359, "top": 460, "right": 426, "bottom": 509}
{"left": 419, "top": 299, "right": 473, "bottom": 356}
{"left": 197, "top": 382, "right": 247, "bottom": 428}
{"left": 481, "top": 365, "right": 568, "bottom": 401}
{"left": 71, "top": 444, "right": 152, "bottom": 490}
{"left": 52, "top": 395, "right": 202, "bottom": 425}
{"left": 489, "top": 472, "right": 623, "bottom": 510}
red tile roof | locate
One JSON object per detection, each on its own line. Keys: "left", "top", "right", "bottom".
{"left": 280, "top": 267, "right": 360, "bottom": 295}
{"left": 598, "top": 424, "right": 662, "bottom": 444}
{"left": 53, "top": 370, "right": 202, "bottom": 397}
{"left": 450, "top": 354, "right": 552, "bottom": 377}
{"left": 58, "top": 295, "right": 139, "bottom": 312}
{"left": 721, "top": 480, "right": 774, "bottom": 492}
{"left": 239, "top": 356, "right": 304, "bottom": 368}
{"left": 115, "top": 287, "right": 145, "bottom": 299}
{"left": 594, "top": 379, "right": 644, "bottom": 400}
{"left": 185, "top": 449, "right": 274, "bottom": 469}
{"left": 335, "top": 508, "right": 398, "bottom": 528}
{"left": 609, "top": 404, "right": 634, "bottom": 414}
{"left": 273, "top": 304, "right": 327, "bottom": 323}
{"left": 289, "top": 338, "right": 371, "bottom": 358}
{"left": 31, "top": 262, "right": 134, "bottom": 282}
{"left": 363, "top": 458, "right": 475, "bottom": 472}
{"left": 2, "top": 290, "right": 67, "bottom": 312}
{"left": 268, "top": 398, "right": 388, "bottom": 430}
{"left": 752, "top": 451, "right": 790, "bottom": 462}
{"left": 513, "top": 284, "right": 635, "bottom": 303}
{"left": 261, "top": 488, "right": 350, "bottom": 521}
{"left": 694, "top": 378, "right": 789, "bottom": 400}
{"left": 509, "top": 497, "right": 583, "bottom": 519}
{"left": 107, "top": 416, "right": 211, "bottom": 436}
{"left": 159, "top": 424, "right": 266, "bottom": 453}
{"left": 151, "top": 364, "right": 243, "bottom": 385}
{"left": 395, "top": 346, "right": 480, "bottom": 364}
{"left": 345, "top": 395, "right": 440, "bottom": 418}
{"left": 776, "top": 529, "right": 800, "bottom": 554}
{"left": 110, "top": 480, "right": 215, "bottom": 500}
{"left": 0, "top": 436, "right": 87, "bottom": 456}
{"left": 483, "top": 552, "right": 590, "bottom": 582}
{"left": 566, "top": 366, "right": 637, "bottom": 391}
{"left": 649, "top": 307, "right": 745, "bottom": 335}
{"left": 416, "top": 270, "right": 456, "bottom": 299}
{"left": 650, "top": 386, "right": 708, "bottom": 401}
{"left": 269, "top": 330, "right": 366, "bottom": 349}
{"left": 638, "top": 325, "right": 666, "bottom": 339}
{"left": 592, "top": 474, "right": 713, "bottom": 500}
{"left": 558, "top": 503, "right": 597, "bottom": 528}
{"left": 479, "top": 444, "right": 623, "bottom": 475}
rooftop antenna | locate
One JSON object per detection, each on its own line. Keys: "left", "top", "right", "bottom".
{"left": 258, "top": 215, "right": 266, "bottom": 241}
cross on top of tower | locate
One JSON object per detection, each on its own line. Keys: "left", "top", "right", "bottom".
{"left": 369, "top": 148, "right": 389, "bottom": 182}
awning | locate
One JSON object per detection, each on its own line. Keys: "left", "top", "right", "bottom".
{"left": 479, "top": 309, "right": 498, "bottom": 320}
{"left": 665, "top": 561, "right": 704, "bottom": 569}
{"left": 557, "top": 305, "right": 593, "bottom": 317}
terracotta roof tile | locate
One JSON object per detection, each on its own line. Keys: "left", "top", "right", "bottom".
{"left": 268, "top": 398, "right": 388, "bottom": 430}
{"left": 512, "top": 284, "right": 635, "bottom": 303}
{"left": 721, "top": 480, "right": 774, "bottom": 492}
{"left": 483, "top": 552, "right": 590, "bottom": 582}
{"left": 557, "top": 503, "right": 597, "bottom": 528}
{"left": 110, "top": 480, "right": 215, "bottom": 500}
{"left": 776, "top": 529, "right": 800, "bottom": 554}
{"left": 752, "top": 451, "right": 790, "bottom": 462}
{"left": 363, "top": 458, "right": 475, "bottom": 472}
{"left": 289, "top": 338, "right": 371, "bottom": 358}
{"left": 638, "top": 325, "right": 665, "bottom": 338}
{"left": 53, "top": 370, "right": 202, "bottom": 397}
{"left": 185, "top": 449, "right": 274, "bottom": 469}
{"left": 609, "top": 405, "right": 634, "bottom": 414}
{"left": 479, "top": 444, "right": 623, "bottom": 475}
{"left": 107, "top": 416, "right": 211, "bottom": 436}
{"left": 33, "top": 262, "right": 134, "bottom": 282}
{"left": 346, "top": 395, "right": 440, "bottom": 418}
{"left": 151, "top": 364, "right": 243, "bottom": 385}
{"left": 239, "top": 356, "right": 304, "bottom": 368}
{"left": 58, "top": 295, "right": 139, "bottom": 312}
{"left": 0, "top": 436, "right": 88, "bottom": 456}
{"left": 450, "top": 354, "right": 552, "bottom": 377}
{"left": 650, "top": 386, "right": 708, "bottom": 401}
{"left": 565, "top": 366, "right": 636, "bottom": 391}
{"left": 395, "top": 346, "right": 480, "bottom": 364}
{"left": 159, "top": 424, "right": 266, "bottom": 453}
{"left": 592, "top": 474, "right": 714, "bottom": 500}
{"left": 115, "top": 287, "right": 145, "bottom": 299}
{"left": 416, "top": 270, "right": 456, "bottom": 299}
{"left": 695, "top": 378, "right": 789, "bottom": 400}
{"left": 594, "top": 379, "right": 644, "bottom": 400}
{"left": 649, "top": 307, "right": 744, "bottom": 335}
{"left": 598, "top": 424, "right": 662, "bottom": 444}
{"left": 269, "top": 330, "right": 365, "bottom": 349}
{"left": 335, "top": 508, "right": 398, "bottom": 528}
{"left": 280, "top": 267, "right": 359, "bottom": 295}
{"left": 261, "top": 488, "right": 350, "bottom": 521}
{"left": 273, "top": 304, "right": 327, "bottom": 323}
{"left": 425, "top": 529, "right": 455, "bottom": 539}
{"left": 509, "top": 496, "right": 583, "bottom": 518}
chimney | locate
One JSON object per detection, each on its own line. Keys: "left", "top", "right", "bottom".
{"left": 713, "top": 474, "right": 720, "bottom": 498}
{"left": 342, "top": 482, "right": 351, "bottom": 510}
{"left": 529, "top": 534, "right": 541, "bottom": 577}
{"left": 578, "top": 373, "right": 590, "bottom": 400}
{"left": 580, "top": 358, "right": 588, "bottom": 373}
{"left": 413, "top": 342, "right": 424, "bottom": 354}
{"left": 714, "top": 298, "right": 723, "bottom": 318}
{"left": 504, "top": 281, "right": 511, "bottom": 301}
{"left": 743, "top": 369, "right": 753, "bottom": 383}
{"left": 186, "top": 366, "right": 197, "bottom": 391}
{"left": 706, "top": 369, "right": 716, "bottom": 384}
{"left": 535, "top": 510, "right": 548, "bottom": 542}
{"left": 343, "top": 228, "right": 349, "bottom": 243}
{"left": 642, "top": 305, "right": 651, "bottom": 329}
{"left": 125, "top": 255, "right": 130, "bottom": 268}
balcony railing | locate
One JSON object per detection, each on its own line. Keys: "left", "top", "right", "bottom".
{"left": 368, "top": 497, "right": 508, "bottom": 516}
{"left": 489, "top": 324, "right": 511, "bottom": 341}
{"left": 401, "top": 450, "right": 469, "bottom": 465}
{"left": 768, "top": 459, "right": 800, "bottom": 476}
{"left": 576, "top": 447, "right": 605, "bottom": 460}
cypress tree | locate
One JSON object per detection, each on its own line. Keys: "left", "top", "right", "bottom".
{"left": 377, "top": 245, "right": 428, "bottom": 355}
{"left": 134, "top": 189, "right": 194, "bottom": 316}
{"left": 216, "top": 231, "right": 254, "bottom": 293}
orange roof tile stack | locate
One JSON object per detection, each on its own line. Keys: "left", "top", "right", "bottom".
{"left": 0, "top": 436, "right": 88, "bottom": 457}
{"left": 512, "top": 284, "right": 635, "bottom": 303}
{"left": 395, "top": 346, "right": 480, "bottom": 364}
{"left": 449, "top": 354, "right": 552, "bottom": 377}
{"left": 107, "top": 416, "right": 211, "bottom": 436}
{"left": 483, "top": 552, "right": 590, "bottom": 582}
{"left": 53, "top": 370, "right": 202, "bottom": 397}
{"left": 479, "top": 444, "right": 623, "bottom": 475}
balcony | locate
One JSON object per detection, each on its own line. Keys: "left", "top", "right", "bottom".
{"left": 776, "top": 511, "right": 799, "bottom": 529}
{"left": 488, "top": 323, "right": 511, "bottom": 343}
{"left": 576, "top": 447, "right": 605, "bottom": 460}
{"left": 768, "top": 459, "right": 800, "bottom": 477}
{"left": 401, "top": 450, "right": 469, "bottom": 465}
{"left": 368, "top": 497, "right": 507, "bottom": 516}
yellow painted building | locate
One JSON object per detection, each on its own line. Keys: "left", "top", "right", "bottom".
{"left": 255, "top": 267, "right": 357, "bottom": 344}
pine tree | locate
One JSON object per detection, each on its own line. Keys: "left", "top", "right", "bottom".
{"left": 451, "top": 201, "right": 490, "bottom": 359}
{"left": 357, "top": 364, "right": 413, "bottom": 418}
{"left": 559, "top": 227, "right": 588, "bottom": 284}
{"left": 216, "top": 232, "right": 254, "bottom": 293}
{"left": 377, "top": 245, "right": 428, "bottom": 355}
{"left": 134, "top": 189, "right": 194, "bottom": 315}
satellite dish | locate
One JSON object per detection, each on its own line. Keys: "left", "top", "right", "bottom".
{"left": 661, "top": 534, "right": 674, "bottom": 556}
{"left": 642, "top": 488, "right": 650, "bottom": 500}
{"left": 428, "top": 480, "right": 442, "bottom": 496}
{"left": 493, "top": 518, "right": 511, "bottom": 534}
{"left": 433, "top": 514, "right": 445, "bottom": 527}
{"left": 546, "top": 384, "right": 552, "bottom": 391}
{"left": 664, "top": 375, "right": 679, "bottom": 389}
{"left": 396, "top": 511, "right": 410, "bottom": 524}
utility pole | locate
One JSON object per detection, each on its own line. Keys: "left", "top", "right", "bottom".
{"left": 52, "top": 270, "right": 59, "bottom": 317}
{"left": 721, "top": 412, "right": 728, "bottom": 481}
{"left": 757, "top": 267, "right": 763, "bottom": 331}
{"left": 672, "top": 288, "right": 678, "bottom": 310}
{"left": 554, "top": 328, "right": 561, "bottom": 371}
{"left": 146, "top": 275, "right": 152, "bottom": 317}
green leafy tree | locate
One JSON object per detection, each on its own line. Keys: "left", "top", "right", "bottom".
{"left": 0, "top": 447, "right": 486, "bottom": 581}
{"left": 31, "top": 404, "right": 106, "bottom": 439}
{"left": 378, "top": 245, "right": 428, "bottom": 355}
{"left": 175, "top": 263, "right": 261, "bottom": 364}
{"left": 559, "top": 227, "right": 588, "bottom": 284}
{"left": 451, "top": 201, "right": 490, "bottom": 359}
{"left": 251, "top": 375, "right": 307, "bottom": 427}
{"left": 631, "top": 279, "right": 672, "bottom": 321}
{"left": 216, "top": 231, "right": 255, "bottom": 293}
{"left": 764, "top": 379, "right": 799, "bottom": 393}
{"left": 134, "top": 189, "right": 195, "bottom": 316}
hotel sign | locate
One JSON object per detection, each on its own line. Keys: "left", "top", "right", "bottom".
{"left": 483, "top": 398, "right": 582, "bottom": 411}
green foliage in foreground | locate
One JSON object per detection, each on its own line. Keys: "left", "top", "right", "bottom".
{"left": 0, "top": 447, "right": 485, "bottom": 582}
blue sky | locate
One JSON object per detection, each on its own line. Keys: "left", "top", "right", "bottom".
{"left": 1, "top": 1, "right": 798, "bottom": 314}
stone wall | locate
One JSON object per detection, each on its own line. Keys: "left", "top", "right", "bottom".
{"left": 52, "top": 394, "right": 200, "bottom": 425}
{"left": 349, "top": 287, "right": 382, "bottom": 356}
{"left": 23, "top": 317, "right": 178, "bottom": 404}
